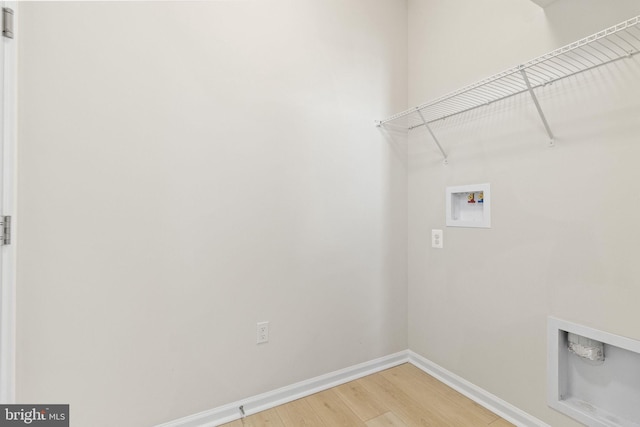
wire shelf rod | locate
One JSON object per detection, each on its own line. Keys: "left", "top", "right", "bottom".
{"left": 407, "top": 67, "right": 526, "bottom": 112}
{"left": 611, "top": 33, "right": 635, "bottom": 51}
{"left": 519, "top": 68, "right": 549, "bottom": 85}
{"left": 442, "top": 95, "right": 482, "bottom": 108}
{"left": 459, "top": 91, "right": 494, "bottom": 104}
{"left": 527, "top": 70, "right": 555, "bottom": 85}
{"left": 587, "top": 44, "right": 612, "bottom": 60}
{"left": 626, "top": 27, "right": 640, "bottom": 43}
{"left": 596, "top": 39, "right": 623, "bottom": 57}
{"left": 406, "top": 48, "right": 639, "bottom": 131}
{"left": 545, "top": 57, "right": 578, "bottom": 74}
{"left": 570, "top": 48, "right": 598, "bottom": 66}
{"left": 407, "top": 88, "right": 532, "bottom": 130}
{"left": 378, "top": 15, "right": 640, "bottom": 128}
{"left": 537, "top": 58, "right": 568, "bottom": 73}
{"left": 518, "top": 22, "right": 634, "bottom": 68}
{"left": 476, "top": 84, "right": 511, "bottom": 99}
{"left": 496, "top": 75, "right": 526, "bottom": 91}
{"left": 588, "top": 42, "right": 615, "bottom": 60}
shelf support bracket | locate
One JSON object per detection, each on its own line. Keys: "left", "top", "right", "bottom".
{"left": 520, "top": 68, "right": 555, "bottom": 147}
{"left": 417, "top": 109, "right": 448, "bottom": 165}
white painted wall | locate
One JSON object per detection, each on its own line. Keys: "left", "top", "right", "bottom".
{"left": 18, "top": 1, "right": 640, "bottom": 426}
{"left": 408, "top": 1, "right": 640, "bottom": 426}
{"left": 16, "top": 1, "right": 408, "bottom": 426}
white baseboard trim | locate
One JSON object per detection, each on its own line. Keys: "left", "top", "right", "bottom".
{"left": 156, "top": 350, "right": 409, "bottom": 427}
{"left": 408, "top": 350, "right": 550, "bottom": 427}
{"left": 157, "top": 349, "right": 549, "bottom": 427}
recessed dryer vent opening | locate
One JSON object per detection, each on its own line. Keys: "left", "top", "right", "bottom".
{"left": 548, "top": 317, "right": 640, "bottom": 427}
{"left": 568, "top": 332, "right": 605, "bottom": 362}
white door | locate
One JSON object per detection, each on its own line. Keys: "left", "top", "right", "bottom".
{"left": 0, "top": 0, "right": 16, "bottom": 404}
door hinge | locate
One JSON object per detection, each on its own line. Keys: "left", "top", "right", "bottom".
{"left": 2, "top": 7, "right": 14, "bottom": 39}
{"left": 1, "top": 216, "right": 11, "bottom": 245}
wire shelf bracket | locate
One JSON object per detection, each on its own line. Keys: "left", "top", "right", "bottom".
{"left": 377, "top": 15, "right": 640, "bottom": 161}
{"left": 519, "top": 67, "right": 555, "bottom": 147}
{"left": 417, "top": 109, "right": 448, "bottom": 165}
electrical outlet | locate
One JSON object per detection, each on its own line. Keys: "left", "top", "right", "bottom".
{"left": 257, "top": 321, "right": 269, "bottom": 344}
{"left": 432, "top": 229, "right": 443, "bottom": 248}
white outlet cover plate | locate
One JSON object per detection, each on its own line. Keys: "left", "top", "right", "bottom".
{"left": 432, "top": 229, "right": 443, "bottom": 248}
{"left": 257, "top": 321, "right": 269, "bottom": 344}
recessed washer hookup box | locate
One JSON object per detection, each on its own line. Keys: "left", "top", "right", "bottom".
{"left": 446, "top": 183, "right": 491, "bottom": 228}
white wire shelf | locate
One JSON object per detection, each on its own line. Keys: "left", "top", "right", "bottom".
{"left": 378, "top": 15, "right": 640, "bottom": 160}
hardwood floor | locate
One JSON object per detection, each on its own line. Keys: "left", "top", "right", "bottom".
{"left": 220, "top": 363, "right": 514, "bottom": 427}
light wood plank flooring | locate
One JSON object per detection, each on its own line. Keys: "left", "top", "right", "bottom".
{"left": 221, "top": 363, "right": 513, "bottom": 427}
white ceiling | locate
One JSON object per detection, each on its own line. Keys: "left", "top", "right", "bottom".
{"left": 529, "top": 0, "right": 558, "bottom": 7}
